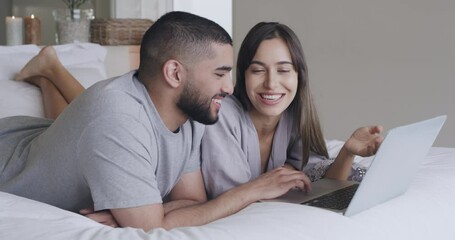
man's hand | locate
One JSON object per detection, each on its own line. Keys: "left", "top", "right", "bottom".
{"left": 80, "top": 207, "right": 119, "bottom": 228}
{"left": 80, "top": 171, "right": 207, "bottom": 231}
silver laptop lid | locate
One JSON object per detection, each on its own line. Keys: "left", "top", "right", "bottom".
{"left": 344, "top": 115, "right": 446, "bottom": 216}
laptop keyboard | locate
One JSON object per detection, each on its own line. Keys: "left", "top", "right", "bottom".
{"left": 302, "top": 184, "right": 359, "bottom": 210}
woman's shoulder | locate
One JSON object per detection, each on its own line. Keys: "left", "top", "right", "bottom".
{"left": 206, "top": 95, "right": 247, "bottom": 133}
{"left": 219, "top": 95, "right": 245, "bottom": 118}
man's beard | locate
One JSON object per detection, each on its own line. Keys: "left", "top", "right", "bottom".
{"left": 177, "top": 80, "right": 219, "bottom": 125}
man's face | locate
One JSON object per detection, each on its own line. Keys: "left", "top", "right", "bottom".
{"left": 177, "top": 43, "right": 233, "bottom": 125}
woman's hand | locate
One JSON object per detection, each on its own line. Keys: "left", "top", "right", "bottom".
{"left": 325, "top": 125, "right": 383, "bottom": 180}
{"left": 244, "top": 167, "right": 312, "bottom": 201}
{"left": 80, "top": 207, "right": 119, "bottom": 228}
{"left": 344, "top": 125, "right": 384, "bottom": 157}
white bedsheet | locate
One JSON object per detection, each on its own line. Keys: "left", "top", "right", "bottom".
{"left": 1, "top": 147, "right": 455, "bottom": 240}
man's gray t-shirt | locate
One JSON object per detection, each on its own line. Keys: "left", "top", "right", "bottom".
{"left": 0, "top": 71, "right": 203, "bottom": 212}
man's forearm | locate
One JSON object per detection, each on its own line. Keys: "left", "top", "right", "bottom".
{"left": 163, "top": 199, "right": 201, "bottom": 214}
{"left": 110, "top": 168, "right": 310, "bottom": 231}
{"left": 162, "top": 184, "right": 254, "bottom": 229}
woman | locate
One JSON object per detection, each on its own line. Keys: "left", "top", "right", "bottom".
{"left": 201, "top": 22, "right": 383, "bottom": 199}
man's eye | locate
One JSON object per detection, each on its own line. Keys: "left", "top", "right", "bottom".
{"left": 215, "top": 73, "right": 225, "bottom": 77}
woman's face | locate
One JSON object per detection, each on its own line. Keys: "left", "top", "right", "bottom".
{"left": 245, "top": 37, "right": 298, "bottom": 119}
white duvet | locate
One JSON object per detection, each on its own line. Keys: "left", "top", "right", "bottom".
{"left": 1, "top": 147, "right": 455, "bottom": 240}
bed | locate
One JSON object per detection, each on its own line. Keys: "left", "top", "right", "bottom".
{"left": 1, "top": 44, "right": 455, "bottom": 240}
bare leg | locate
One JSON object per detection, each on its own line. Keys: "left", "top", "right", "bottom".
{"left": 25, "top": 76, "right": 69, "bottom": 119}
{"left": 15, "top": 46, "right": 85, "bottom": 103}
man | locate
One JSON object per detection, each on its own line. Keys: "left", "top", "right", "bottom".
{"left": 0, "top": 11, "right": 310, "bottom": 231}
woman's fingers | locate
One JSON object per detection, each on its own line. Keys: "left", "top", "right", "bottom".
{"left": 260, "top": 167, "right": 312, "bottom": 195}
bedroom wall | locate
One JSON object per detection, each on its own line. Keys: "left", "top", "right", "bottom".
{"left": 0, "top": 0, "right": 13, "bottom": 45}
{"left": 0, "top": 0, "right": 110, "bottom": 45}
{"left": 233, "top": 0, "right": 454, "bottom": 147}
{"left": 2, "top": 1, "right": 452, "bottom": 147}
{"left": 1, "top": 0, "right": 230, "bottom": 45}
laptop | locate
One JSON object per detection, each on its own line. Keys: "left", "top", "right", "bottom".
{"left": 263, "top": 115, "right": 446, "bottom": 216}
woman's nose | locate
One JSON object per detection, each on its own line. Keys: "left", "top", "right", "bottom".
{"left": 263, "top": 72, "right": 277, "bottom": 89}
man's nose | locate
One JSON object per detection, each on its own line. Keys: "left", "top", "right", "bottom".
{"left": 221, "top": 75, "right": 234, "bottom": 95}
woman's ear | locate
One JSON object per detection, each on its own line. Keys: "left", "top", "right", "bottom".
{"left": 163, "top": 59, "right": 184, "bottom": 88}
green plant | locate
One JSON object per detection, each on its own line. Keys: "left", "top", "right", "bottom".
{"left": 62, "top": 0, "right": 90, "bottom": 18}
{"left": 62, "top": 0, "right": 89, "bottom": 10}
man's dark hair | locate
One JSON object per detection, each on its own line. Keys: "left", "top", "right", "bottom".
{"left": 138, "top": 11, "right": 232, "bottom": 81}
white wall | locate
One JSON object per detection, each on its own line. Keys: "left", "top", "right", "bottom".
{"left": 234, "top": 0, "right": 454, "bottom": 147}
{"left": 0, "top": 0, "right": 12, "bottom": 45}
{"left": 110, "top": 0, "right": 162, "bottom": 20}
{"left": 110, "top": 0, "right": 232, "bottom": 36}
{"left": 172, "top": 0, "right": 232, "bottom": 36}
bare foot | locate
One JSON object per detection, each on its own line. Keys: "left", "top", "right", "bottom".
{"left": 15, "top": 46, "right": 60, "bottom": 81}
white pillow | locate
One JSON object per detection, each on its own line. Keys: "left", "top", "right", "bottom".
{"left": 0, "top": 43, "right": 107, "bottom": 118}
{"left": 0, "top": 45, "right": 40, "bottom": 80}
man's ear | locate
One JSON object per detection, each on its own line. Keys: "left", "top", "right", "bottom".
{"left": 163, "top": 59, "right": 184, "bottom": 88}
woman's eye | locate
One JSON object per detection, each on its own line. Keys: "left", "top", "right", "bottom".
{"left": 251, "top": 69, "right": 265, "bottom": 73}
{"left": 278, "top": 69, "right": 291, "bottom": 73}
{"left": 215, "top": 73, "right": 225, "bottom": 77}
